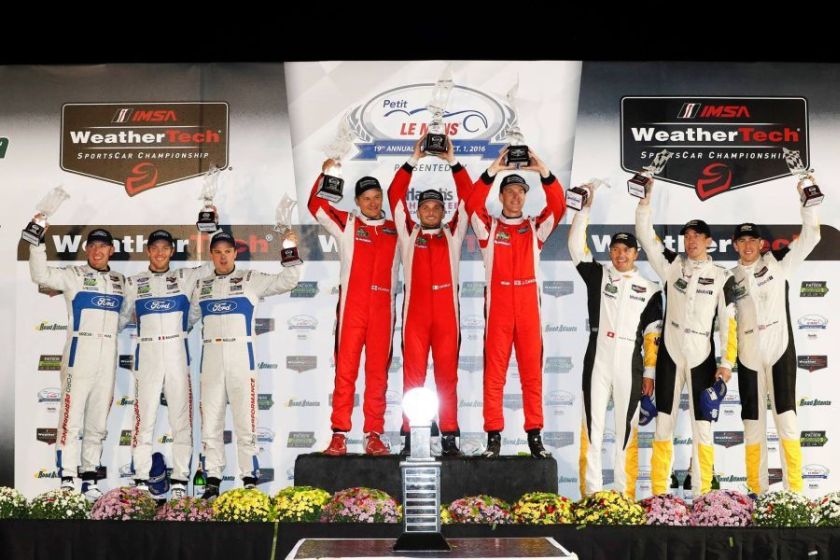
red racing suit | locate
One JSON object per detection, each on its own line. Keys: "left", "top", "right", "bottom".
{"left": 308, "top": 178, "right": 400, "bottom": 435}
{"left": 467, "top": 170, "right": 566, "bottom": 432}
{"left": 388, "top": 160, "right": 473, "bottom": 434}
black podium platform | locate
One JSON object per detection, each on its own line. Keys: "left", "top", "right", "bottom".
{"left": 293, "top": 454, "right": 558, "bottom": 503}
{"left": 288, "top": 537, "right": 577, "bottom": 559}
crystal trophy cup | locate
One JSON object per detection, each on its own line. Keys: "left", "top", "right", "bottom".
{"left": 197, "top": 165, "right": 221, "bottom": 233}
{"left": 275, "top": 194, "right": 303, "bottom": 267}
{"left": 566, "top": 178, "right": 610, "bottom": 211}
{"left": 422, "top": 68, "right": 454, "bottom": 154}
{"left": 502, "top": 79, "right": 530, "bottom": 167}
{"left": 783, "top": 147, "right": 824, "bottom": 207}
{"left": 22, "top": 186, "right": 70, "bottom": 246}
{"left": 628, "top": 150, "right": 674, "bottom": 198}
{"left": 318, "top": 117, "right": 356, "bottom": 202}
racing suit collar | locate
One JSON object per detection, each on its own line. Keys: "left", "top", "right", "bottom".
{"left": 148, "top": 266, "right": 171, "bottom": 275}
{"left": 84, "top": 263, "right": 110, "bottom": 274}
{"left": 499, "top": 213, "right": 525, "bottom": 225}
{"left": 214, "top": 266, "right": 236, "bottom": 278}
{"left": 355, "top": 211, "right": 386, "bottom": 226}
{"left": 420, "top": 227, "right": 442, "bottom": 235}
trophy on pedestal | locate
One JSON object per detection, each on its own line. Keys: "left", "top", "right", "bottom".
{"left": 21, "top": 186, "right": 70, "bottom": 246}
{"left": 421, "top": 67, "right": 454, "bottom": 154}
{"left": 783, "top": 147, "right": 824, "bottom": 207}
{"left": 502, "top": 79, "right": 531, "bottom": 168}
{"left": 275, "top": 194, "right": 303, "bottom": 267}
{"left": 566, "top": 178, "right": 610, "bottom": 211}
{"left": 627, "top": 150, "right": 674, "bottom": 198}
{"left": 197, "top": 165, "right": 221, "bottom": 233}
{"left": 317, "top": 117, "right": 356, "bottom": 202}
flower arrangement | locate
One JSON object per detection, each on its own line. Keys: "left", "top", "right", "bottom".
{"left": 446, "top": 495, "right": 511, "bottom": 525}
{"left": 691, "top": 489, "right": 753, "bottom": 527}
{"left": 573, "top": 490, "right": 644, "bottom": 526}
{"left": 29, "top": 488, "right": 89, "bottom": 520}
{"left": 0, "top": 487, "right": 27, "bottom": 519}
{"left": 213, "top": 488, "right": 275, "bottom": 522}
{"left": 272, "top": 486, "right": 331, "bottom": 522}
{"left": 155, "top": 496, "right": 215, "bottom": 522}
{"left": 90, "top": 487, "right": 158, "bottom": 520}
{"left": 511, "top": 492, "right": 573, "bottom": 525}
{"left": 812, "top": 491, "right": 840, "bottom": 527}
{"left": 752, "top": 490, "right": 813, "bottom": 527}
{"left": 639, "top": 494, "right": 691, "bottom": 526}
{"left": 440, "top": 504, "right": 453, "bottom": 525}
{"left": 320, "top": 487, "right": 401, "bottom": 523}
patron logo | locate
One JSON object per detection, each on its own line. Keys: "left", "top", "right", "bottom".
{"left": 801, "top": 281, "right": 829, "bottom": 297}
{"left": 36, "top": 428, "right": 57, "bottom": 445}
{"left": 286, "top": 431, "right": 317, "bottom": 448}
{"left": 460, "top": 282, "right": 485, "bottom": 298}
{"left": 224, "top": 430, "right": 233, "bottom": 444}
{"left": 622, "top": 97, "right": 808, "bottom": 200}
{"left": 679, "top": 393, "right": 690, "bottom": 411}
{"left": 458, "top": 355, "right": 483, "bottom": 373}
{"left": 258, "top": 468, "right": 274, "bottom": 484}
{"left": 385, "top": 390, "right": 401, "bottom": 406}
{"left": 542, "top": 431, "right": 574, "bottom": 448}
{"left": 286, "top": 355, "right": 317, "bottom": 373}
{"left": 717, "top": 474, "right": 747, "bottom": 483}
{"left": 257, "top": 427, "right": 275, "bottom": 444}
{"left": 542, "top": 281, "right": 574, "bottom": 298}
{"left": 602, "top": 469, "right": 615, "bottom": 485}
{"left": 544, "top": 323, "right": 577, "bottom": 333}
{"left": 285, "top": 398, "right": 320, "bottom": 408}
{"left": 61, "top": 102, "right": 228, "bottom": 196}
{"left": 723, "top": 390, "right": 741, "bottom": 406}
{"left": 258, "top": 362, "right": 278, "bottom": 370}
{"left": 503, "top": 394, "right": 524, "bottom": 410}
{"left": 329, "top": 393, "right": 360, "bottom": 407}
{"left": 713, "top": 431, "right": 745, "bottom": 448}
{"left": 673, "top": 437, "right": 693, "bottom": 446}
{"left": 258, "top": 394, "right": 275, "bottom": 410}
{"left": 37, "top": 388, "right": 61, "bottom": 404}
{"left": 459, "top": 399, "right": 483, "bottom": 408}
{"left": 255, "top": 318, "right": 275, "bottom": 335}
{"left": 287, "top": 315, "right": 318, "bottom": 337}
{"left": 119, "top": 355, "right": 134, "bottom": 370}
{"left": 802, "top": 464, "right": 830, "bottom": 480}
{"left": 0, "top": 136, "right": 7, "bottom": 158}
{"left": 36, "top": 321, "right": 67, "bottom": 332}
{"left": 544, "top": 390, "right": 575, "bottom": 407}
{"left": 800, "top": 431, "right": 828, "bottom": 447}
{"left": 769, "top": 468, "right": 784, "bottom": 486}
{"left": 290, "top": 282, "right": 319, "bottom": 298}
{"left": 798, "top": 314, "right": 828, "bottom": 331}
{"left": 799, "top": 397, "right": 832, "bottom": 407}
{"left": 157, "top": 434, "right": 174, "bottom": 444}
{"left": 558, "top": 476, "right": 578, "bottom": 484}
{"left": 119, "top": 464, "right": 136, "bottom": 479}
{"left": 460, "top": 315, "right": 484, "bottom": 330}
{"left": 119, "top": 430, "right": 132, "bottom": 446}
{"left": 545, "top": 356, "right": 573, "bottom": 374}
{"left": 797, "top": 355, "right": 828, "bottom": 372}
{"left": 117, "top": 396, "right": 135, "bottom": 406}
{"left": 160, "top": 392, "right": 167, "bottom": 407}
{"left": 38, "top": 354, "right": 62, "bottom": 371}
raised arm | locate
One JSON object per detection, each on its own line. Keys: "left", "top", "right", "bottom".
{"left": 634, "top": 183, "right": 676, "bottom": 281}
{"left": 308, "top": 161, "right": 350, "bottom": 238}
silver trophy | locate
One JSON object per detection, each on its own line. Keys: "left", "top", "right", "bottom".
{"left": 628, "top": 150, "right": 674, "bottom": 198}
{"left": 783, "top": 147, "right": 824, "bottom": 207}
{"left": 566, "top": 178, "right": 610, "bottom": 212}
{"left": 22, "top": 186, "right": 70, "bottom": 246}
{"left": 318, "top": 116, "right": 356, "bottom": 202}
{"left": 422, "top": 67, "right": 454, "bottom": 154}
{"left": 275, "top": 194, "right": 303, "bottom": 267}
{"left": 196, "top": 165, "right": 221, "bottom": 232}
{"left": 502, "top": 78, "right": 531, "bottom": 168}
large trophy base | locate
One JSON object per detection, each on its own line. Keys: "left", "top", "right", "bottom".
{"left": 505, "top": 144, "right": 531, "bottom": 167}
{"left": 801, "top": 184, "right": 824, "bottom": 207}
{"left": 565, "top": 186, "right": 590, "bottom": 212}
{"left": 196, "top": 210, "right": 218, "bottom": 233}
{"left": 317, "top": 175, "right": 345, "bottom": 202}
{"left": 281, "top": 247, "right": 304, "bottom": 267}
{"left": 21, "top": 221, "right": 46, "bottom": 246}
{"left": 422, "top": 133, "right": 448, "bottom": 154}
{"left": 627, "top": 174, "right": 652, "bottom": 199}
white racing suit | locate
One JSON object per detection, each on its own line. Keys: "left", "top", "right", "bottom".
{"left": 732, "top": 204, "right": 821, "bottom": 493}
{"left": 636, "top": 205, "right": 738, "bottom": 497}
{"left": 189, "top": 266, "right": 299, "bottom": 480}
{"left": 29, "top": 244, "right": 125, "bottom": 479}
{"left": 570, "top": 207, "right": 663, "bottom": 498}
{"left": 123, "top": 263, "right": 212, "bottom": 482}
